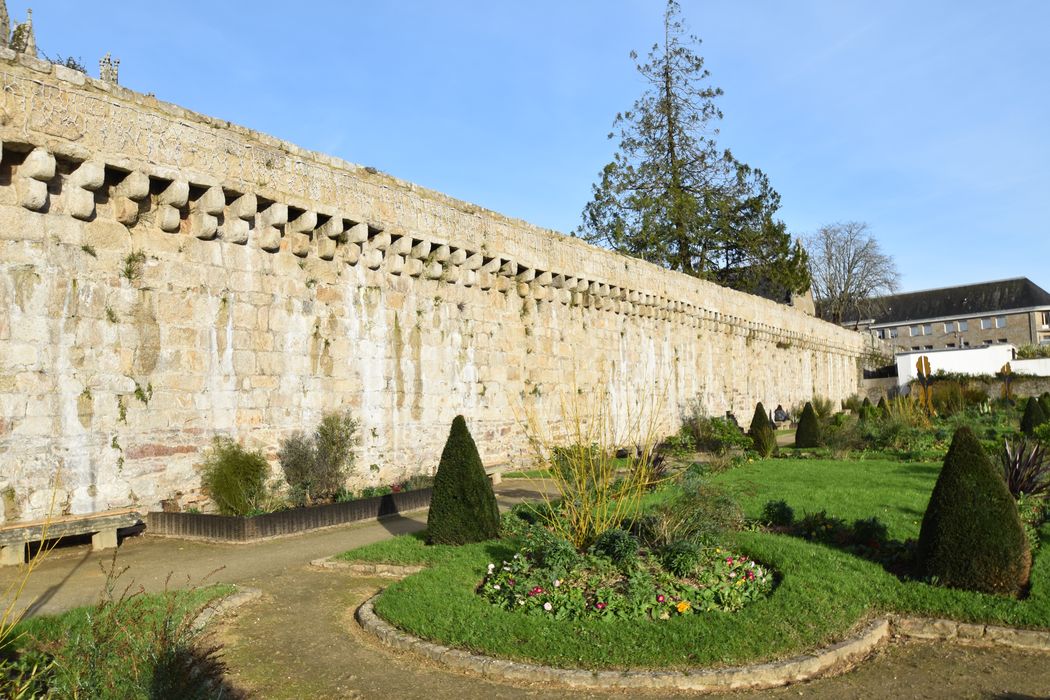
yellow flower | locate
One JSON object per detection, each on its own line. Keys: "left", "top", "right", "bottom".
{"left": 676, "top": 600, "right": 691, "bottom": 613}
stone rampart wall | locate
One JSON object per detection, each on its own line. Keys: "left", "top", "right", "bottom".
{"left": 0, "top": 52, "right": 864, "bottom": 521}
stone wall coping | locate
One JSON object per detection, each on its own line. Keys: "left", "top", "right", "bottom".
{"left": 355, "top": 589, "right": 1050, "bottom": 692}
{"left": 189, "top": 585, "right": 263, "bottom": 634}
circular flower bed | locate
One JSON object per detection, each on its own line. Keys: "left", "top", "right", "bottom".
{"left": 478, "top": 526, "right": 774, "bottom": 621}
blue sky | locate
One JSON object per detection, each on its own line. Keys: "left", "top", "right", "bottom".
{"left": 23, "top": 1, "right": 1050, "bottom": 293}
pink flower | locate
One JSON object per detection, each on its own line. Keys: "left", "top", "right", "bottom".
{"left": 508, "top": 579, "right": 516, "bottom": 587}
{"left": 528, "top": 586, "right": 545, "bottom": 597}
{"left": 726, "top": 557, "right": 734, "bottom": 565}
{"left": 595, "top": 602, "right": 607, "bottom": 610}
{"left": 656, "top": 594, "right": 666, "bottom": 603}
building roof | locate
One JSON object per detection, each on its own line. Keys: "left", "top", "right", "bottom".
{"left": 859, "top": 277, "right": 1050, "bottom": 326}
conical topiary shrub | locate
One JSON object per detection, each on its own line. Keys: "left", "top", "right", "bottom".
{"left": 1020, "top": 396, "right": 1048, "bottom": 436}
{"left": 877, "top": 396, "right": 888, "bottom": 417}
{"left": 749, "top": 402, "right": 777, "bottom": 458}
{"left": 916, "top": 426, "right": 1030, "bottom": 595}
{"left": 794, "top": 402, "right": 821, "bottom": 448}
{"left": 426, "top": 415, "right": 501, "bottom": 545}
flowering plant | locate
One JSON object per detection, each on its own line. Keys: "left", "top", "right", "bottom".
{"left": 478, "top": 533, "right": 773, "bottom": 620}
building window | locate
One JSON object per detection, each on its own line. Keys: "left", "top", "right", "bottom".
{"left": 999, "top": 338, "right": 1009, "bottom": 344}
{"left": 1039, "top": 333, "right": 1050, "bottom": 345}
{"left": 962, "top": 341, "right": 970, "bottom": 347}
{"left": 958, "top": 320, "right": 968, "bottom": 332}
{"left": 876, "top": 329, "right": 885, "bottom": 339}
{"left": 924, "top": 345, "right": 933, "bottom": 350}
{"left": 944, "top": 322, "right": 954, "bottom": 333}
{"left": 922, "top": 323, "right": 933, "bottom": 335}
{"left": 995, "top": 316, "right": 1007, "bottom": 328}
{"left": 980, "top": 318, "right": 993, "bottom": 330}
{"left": 910, "top": 325, "right": 922, "bottom": 336}
{"left": 946, "top": 343, "right": 956, "bottom": 348}
{"left": 911, "top": 346, "right": 920, "bottom": 351}
{"left": 1041, "top": 311, "right": 1050, "bottom": 328}
{"left": 983, "top": 339, "right": 993, "bottom": 345}
{"left": 888, "top": 328, "right": 899, "bottom": 338}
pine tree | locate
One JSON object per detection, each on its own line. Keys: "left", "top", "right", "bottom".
{"left": 577, "top": 1, "right": 809, "bottom": 296}
{"left": 749, "top": 402, "right": 777, "bottom": 457}
{"left": 794, "top": 402, "right": 821, "bottom": 448}
{"left": 916, "top": 427, "right": 1030, "bottom": 595}
{"left": 426, "top": 415, "right": 500, "bottom": 545}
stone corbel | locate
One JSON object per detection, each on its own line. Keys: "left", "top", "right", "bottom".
{"left": 409, "top": 240, "right": 431, "bottom": 259}
{"left": 424, "top": 261, "right": 443, "bottom": 280}
{"left": 430, "top": 245, "right": 451, "bottom": 263}
{"left": 463, "top": 253, "right": 483, "bottom": 270}
{"left": 461, "top": 269, "right": 477, "bottom": 287}
{"left": 222, "top": 193, "right": 257, "bottom": 244}
{"left": 404, "top": 257, "right": 424, "bottom": 277}
{"left": 315, "top": 217, "right": 344, "bottom": 261}
{"left": 17, "top": 147, "right": 56, "bottom": 211}
{"left": 288, "top": 210, "right": 317, "bottom": 258}
{"left": 156, "top": 180, "right": 189, "bottom": 232}
{"left": 112, "top": 171, "right": 150, "bottom": 226}
{"left": 257, "top": 202, "right": 288, "bottom": 252}
{"left": 362, "top": 247, "right": 383, "bottom": 270}
{"left": 448, "top": 248, "right": 467, "bottom": 266}
{"left": 342, "top": 242, "right": 361, "bottom": 265}
{"left": 386, "top": 254, "right": 406, "bottom": 275}
{"left": 66, "top": 161, "right": 105, "bottom": 220}
{"left": 477, "top": 271, "right": 494, "bottom": 290}
{"left": 346, "top": 222, "right": 369, "bottom": 244}
{"left": 190, "top": 185, "right": 225, "bottom": 240}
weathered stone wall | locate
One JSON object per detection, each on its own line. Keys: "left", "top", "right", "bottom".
{"left": 0, "top": 52, "right": 865, "bottom": 522}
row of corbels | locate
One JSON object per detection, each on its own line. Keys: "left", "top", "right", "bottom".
{"left": 9, "top": 143, "right": 856, "bottom": 355}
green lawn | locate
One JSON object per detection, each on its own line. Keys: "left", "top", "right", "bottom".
{"left": 340, "top": 456, "right": 1050, "bottom": 670}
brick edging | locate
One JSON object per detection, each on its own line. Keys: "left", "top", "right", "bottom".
{"left": 357, "top": 594, "right": 1050, "bottom": 691}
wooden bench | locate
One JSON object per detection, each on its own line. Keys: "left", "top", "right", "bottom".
{"left": 0, "top": 508, "right": 143, "bottom": 566}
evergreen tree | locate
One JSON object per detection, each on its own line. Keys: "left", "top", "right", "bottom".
{"left": 1020, "top": 397, "right": 1047, "bottom": 437}
{"left": 749, "top": 402, "right": 777, "bottom": 457}
{"left": 426, "top": 415, "right": 500, "bottom": 545}
{"left": 877, "top": 396, "right": 888, "bottom": 417}
{"left": 916, "top": 427, "right": 1030, "bottom": 595}
{"left": 577, "top": 1, "right": 809, "bottom": 296}
{"left": 795, "top": 402, "right": 821, "bottom": 448}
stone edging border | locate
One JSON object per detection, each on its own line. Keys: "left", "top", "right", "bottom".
{"left": 190, "top": 586, "right": 264, "bottom": 633}
{"left": 310, "top": 558, "right": 426, "bottom": 577}
{"left": 355, "top": 591, "right": 1050, "bottom": 692}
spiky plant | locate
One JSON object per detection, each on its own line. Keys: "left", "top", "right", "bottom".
{"left": 1001, "top": 438, "right": 1050, "bottom": 498}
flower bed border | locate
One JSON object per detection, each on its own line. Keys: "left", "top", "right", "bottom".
{"left": 146, "top": 488, "right": 432, "bottom": 542}
{"left": 356, "top": 593, "right": 1050, "bottom": 692}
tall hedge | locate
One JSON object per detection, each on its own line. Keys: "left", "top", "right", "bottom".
{"left": 794, "top": 402, "right": 821, "bottom": 448}
{"left": 749, "top": 403, "right": 777, "bottom": 458}
{"left": 426, "top": 415, "right": 500, "bottom": 545}
{"left": 916, "top": 426, "right": 1030, "bottom": 595}
{"left": 1020, "top": 396, "right": 1048, "bottom": 436}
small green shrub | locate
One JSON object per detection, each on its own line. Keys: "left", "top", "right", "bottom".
{"left": 748, "top": 403, "right": 777, "bottom": 458}
{"left": 200, "top": 437, "right": 269, "bottom": 516}
{"left": 426, "top": 415, "right": 500, "bottom": 545}
{"left": 810, "top": 396, "right": 834, "bottom": 420}
{"left": 1021, "top": 397, "right": 1048, "bottom": 436}
{"left": 761, "top": 499, "right": 794, "bottom": 527}
{"left": 591, "top": 528, "right": 639, "bottom": 567}
{"left": 661, "top": 540, "right": 701, "bottom": 577}
{"left": 877, "top": 396, "right": 888, "bottom": 416}
{"left": 633, "top": 472, "right": 743, "bottom": 548}
{"left": 841, "top": 394, "right": 864, "bottom": 413}
{"left": 917, "top": 427, "right": 1030, "bottom": 595}
{"left": 795, "top": 402, "right": 821, "bottom": 448}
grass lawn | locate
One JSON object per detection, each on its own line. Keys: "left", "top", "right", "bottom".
{"left": 5, "top": 584, "right": 235, "bottom": 698}
{"left": 340, "top": 456, "right": 1050, "bottom": 670}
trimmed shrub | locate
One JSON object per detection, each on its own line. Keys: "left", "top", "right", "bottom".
{"left": 877, "top": 396, "right": 888, "bottom": 417}
{"left": 1020, "top": 396, "right": 1048, "bottom": 436}
{"left": 749, "top": 403, "right": 777, "bottom": 458}
{"left": 426, "top": 415, "right": 500, "bottom": 545}
{"left": 916, "top": 427, "right": 1030, "bottom": 595}
{"left": 200, "top": 437, "right": 269, "bottom": 516}
{"left": 794, "top": 402, "right": 821, "bottom": 448}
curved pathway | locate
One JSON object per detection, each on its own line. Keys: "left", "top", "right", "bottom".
{"left": 3, "top": 481, "right": 1050, "bottom": 698}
